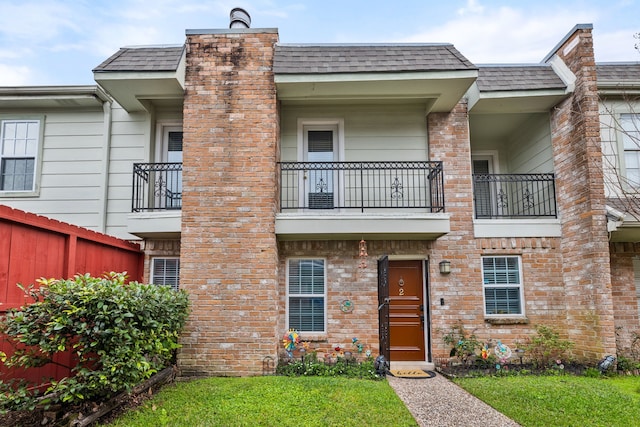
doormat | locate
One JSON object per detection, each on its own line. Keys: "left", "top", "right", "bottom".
{"left": 388, "top": 369, "right": 436, "bottom": 379}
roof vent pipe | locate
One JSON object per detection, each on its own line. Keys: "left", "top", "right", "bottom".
{"left": 230, "top": 8, "right": 251, "bottom": 28}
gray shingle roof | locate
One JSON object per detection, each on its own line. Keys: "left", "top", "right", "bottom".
{"left": 477, "top": 66, "right": 566, "bottom": 92}
{"left": 93, "top": 46, "right": 184, "bottom": 72}
{"left": 597, "top": 63, "right": 640, "bottom": 84}
{"left": 273, "top": 44, "right": 476, "bottom": 74}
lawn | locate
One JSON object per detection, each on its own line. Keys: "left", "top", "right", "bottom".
{"left": 102, "top": 376, "right": 418, "bottom": 427}
{"left": 455, "top": 375, "right": 640, "bottom": 427}
{"left": 102, "top": 374, "right": 640, "bottom": 427}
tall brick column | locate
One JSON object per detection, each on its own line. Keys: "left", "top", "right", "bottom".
{"left": 549, "top": 25, "right": 616, "bottom": 360}
{"left": 179, "top": 28, "right": 280, "bottom": 376}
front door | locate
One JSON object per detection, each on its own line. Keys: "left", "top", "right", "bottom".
{"left": 388, "top": 260, "right": 426, "bottom": 361}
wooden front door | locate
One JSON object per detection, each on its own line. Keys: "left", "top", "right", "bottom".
{"left": 388, "top": 260, "right": 426, "bottom": 361}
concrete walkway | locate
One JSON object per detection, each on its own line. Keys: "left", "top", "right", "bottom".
{"left": 388, "top": 373, "right": 521, "bottom": 427}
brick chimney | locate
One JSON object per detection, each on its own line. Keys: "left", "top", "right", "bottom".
{"left": 179, "top": 11, "right": 280, "bottom": 376}
{"left": 547, "top": 24, "right": 616, "bottom": 361}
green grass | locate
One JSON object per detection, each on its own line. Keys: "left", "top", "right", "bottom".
{"left": 455, "top": 375, "right": 640, "bottom": 427}
{"left": 102, "top": 376, "right": 417, "bottom": 427}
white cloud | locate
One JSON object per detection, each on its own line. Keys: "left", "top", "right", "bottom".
{"left": 594, "top": 29, "right": 640, "bottom": 61}
{"left": 457, "top": 0, "right": 484, "bottom": 15}
{"left": 400, "top": 3, "right": 597, "bottom": 63}
{"left": 0, "top": 64, "right": 33, "bottom": 86}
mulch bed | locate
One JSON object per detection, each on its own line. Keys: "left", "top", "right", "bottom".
{"left": 0, "top": 366, "right": 176, "bottom": 426}
{"left": 436, "top": 360, "right": 588, "bottom": 378}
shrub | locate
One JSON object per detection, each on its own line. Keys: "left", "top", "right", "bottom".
{"left": 523, "top": 325, "right": 573, "bottom": 369}
{"left": 276, "top": 352, "right": 382, "bottom": 380}
{"left": 0, "top": 273, "right": 189, "bottom": 412}
{"left": 442, "top": 323, "right": 482, "bottom": 364}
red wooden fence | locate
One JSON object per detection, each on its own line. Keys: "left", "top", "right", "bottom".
{"left": 0, "top": 204, "right": 143, "bottom": 385}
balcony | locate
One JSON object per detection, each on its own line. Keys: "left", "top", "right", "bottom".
{"left": 276, "top": 161, "right": 450, "bottom": 240}
{"left": 128, "top": 162, "right": 182, "bottom": 239}
{"left": 132, "top": 162, "right": 182, "bottom": 212}
{"left": 472, "top": 173, "right": 560, "bottom": 238}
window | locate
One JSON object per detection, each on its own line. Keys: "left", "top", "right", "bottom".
{"left": 287, "top": 258, "right": 326, "bottom": 332}
{"left": 0, "top": 119, "right": 40, "bottom": 192}
{"left": 151, "top": 258, "right": 180, "bottom": 291}
{"left": 481, "top": 256, "right": 524, "bottom": 316}
{"left": 621, "top": 114, "right": 640, "bottom": 186}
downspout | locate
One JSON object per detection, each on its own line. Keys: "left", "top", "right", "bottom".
{"left": 98, "top": 99, "right": 113, "bottom": 234}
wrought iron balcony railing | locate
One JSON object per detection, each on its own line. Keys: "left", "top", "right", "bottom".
{"left": 278, "top": 161, "right": 445, "bottom": 212}
{"left": 132, "top": 162, "right": 182, "bottom": 212}
{"left": 472, "top": 173, "right": 557, "bottom": 219}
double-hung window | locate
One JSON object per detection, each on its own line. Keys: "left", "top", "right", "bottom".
{"left": 621, "top": 113, "right": 640, "bottom": 186}
{"left": 151, "top": 258, "right": 180, "bottom": 291}
{"left": 287, "top": 258, "right": 326, "bottom": 333}
{"left": 482, "top": 256, "right": 524, "bottom": 316}
{"left": 0, "top": 119, "right": 40, "bottom": 193}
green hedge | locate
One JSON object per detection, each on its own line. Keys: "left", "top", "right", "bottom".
{"left": 0, "top": 273, "right": 189, "bottom": 411}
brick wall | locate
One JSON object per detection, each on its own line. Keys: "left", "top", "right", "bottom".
{"left": 180, "top": 28, "right": 280, "bottom": 376}
{"left": 426, "top": 101, "right": 567, "bottom": 360}
{"left": 610, "top": 243, "right": 640, "bottom": 356}
{"left": 140, "top": 239, "right": 180, "bottom": 283}
{"left": 549, "top": 26, "right": 616, "bottom": 359}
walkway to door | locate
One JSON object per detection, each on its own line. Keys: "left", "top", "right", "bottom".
{"left": 388, "top": 374, "right": 520, "bottom": 427}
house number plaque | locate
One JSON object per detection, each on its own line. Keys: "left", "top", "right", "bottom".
{"left": 398, "top": 277, "right": 404, "bottom": 296}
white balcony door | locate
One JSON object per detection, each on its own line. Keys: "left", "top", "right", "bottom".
{"left": 472, "top": 154, "right": 499, "bottom": 217}
{"left": 156, "top": 126, "right": 183, "bottom": 209}
{"left": 303, "top": 124, "right": 338, "bottom": 209}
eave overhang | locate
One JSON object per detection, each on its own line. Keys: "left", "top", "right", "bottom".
{"left": 0, "top": 85, "right": 109, "bottom": 109}
{"left": 275, "top": 213, "right": 450, "bottom": 241}
{"left": 467, "top": 85, "right": 570, "bottom": 113}
{"left": 275, "top": 70, "right": 477, "bottom": 111}
{"left": 93, "top": 52, "right": 186, "bottom": 113}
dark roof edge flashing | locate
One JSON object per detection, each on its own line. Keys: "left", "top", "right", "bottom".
{"left": 541, "top": 23, "right": 593, "bottom": 64}
{"left": 186, "top": 28, "right": 278, "bottom": 35}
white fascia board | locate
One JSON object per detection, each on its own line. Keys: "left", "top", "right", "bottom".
{"left": 546, "top": 54, "right": 576, "bottom": 93}
{"left": 274, "top": 70, "right": 478, "bottom": 84}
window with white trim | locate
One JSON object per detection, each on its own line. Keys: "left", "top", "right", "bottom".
{"left": 482, "top": 256, "right": 524, "bottom": 316}
{"left": 287, "top": 258, "right": 326, "bottom": 332}
{"left": 0, "top": 119, "right": 40, "bottom": 192}
{"left": 151, "top": 258, "right": 180, "bottom": 291}
{"left": 621, "top": 113, "right": 640, "bottom": 186}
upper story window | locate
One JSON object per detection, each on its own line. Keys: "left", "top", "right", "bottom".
{"left": 287, "top": 258, "right": 326, "bottom": 333}
{"left": 0, "top": 119, "right": 41, "bottom": 195}
{"left": 621, "top": 113, "right": 640, "bottom": 186}
{"left": 481, "top": 256, "right": 524, "bottom": 317}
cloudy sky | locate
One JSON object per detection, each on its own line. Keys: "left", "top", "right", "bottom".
{"left": 0, "top": 0, "right": 638, "bottom": 86}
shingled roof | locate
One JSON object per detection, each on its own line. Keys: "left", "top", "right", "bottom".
{"left": 93, "top": 46, "right": 185, "bottom": 72}
{"left": 273, "top": 44, "right": 476, "bottom": 74}
{"left": 597, "top": 63, "right": 640, "bottom": 85}
{"left": 476, "top": 65, "right": 566, "bottom": 92}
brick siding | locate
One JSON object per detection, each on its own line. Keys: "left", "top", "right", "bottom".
{"left": 180, "top": 29, "right": 280, "bottom": 376}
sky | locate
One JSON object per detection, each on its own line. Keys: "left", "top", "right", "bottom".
{"left": 0, "top": 0, "right": 638, "bottom": 86}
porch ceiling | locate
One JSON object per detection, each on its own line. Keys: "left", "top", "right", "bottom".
{"left": 468, "top": 89, "right": 568, "bottom": 114}
{"left": 608, "top": 221, "right": 640, "bottom": 243}
{"left": 275, "top": 213, "right": 450, "bottom": 241}
{"left": 94, "top": 72, "right": 185, "bottom": 112}
{"left": 127, "top": 211, "right": 181, "bottom": 239}
{"left": 275, "top": 71, "right": 477, "bottom": 112}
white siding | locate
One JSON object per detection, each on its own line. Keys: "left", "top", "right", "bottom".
{"left": 280, "top": 103, "right": 428, "bottom": 161}
{"left": 599, "top": 99, "right": 640, "bottom": 198}
{"left": 105, "top": 105, "right": 150, "bottom": 239}
{"left": 0, "top": 108, "right": 106, "bottom": 230}
{"left": 507, "top": 113, "right": 553, "bottom": 173}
